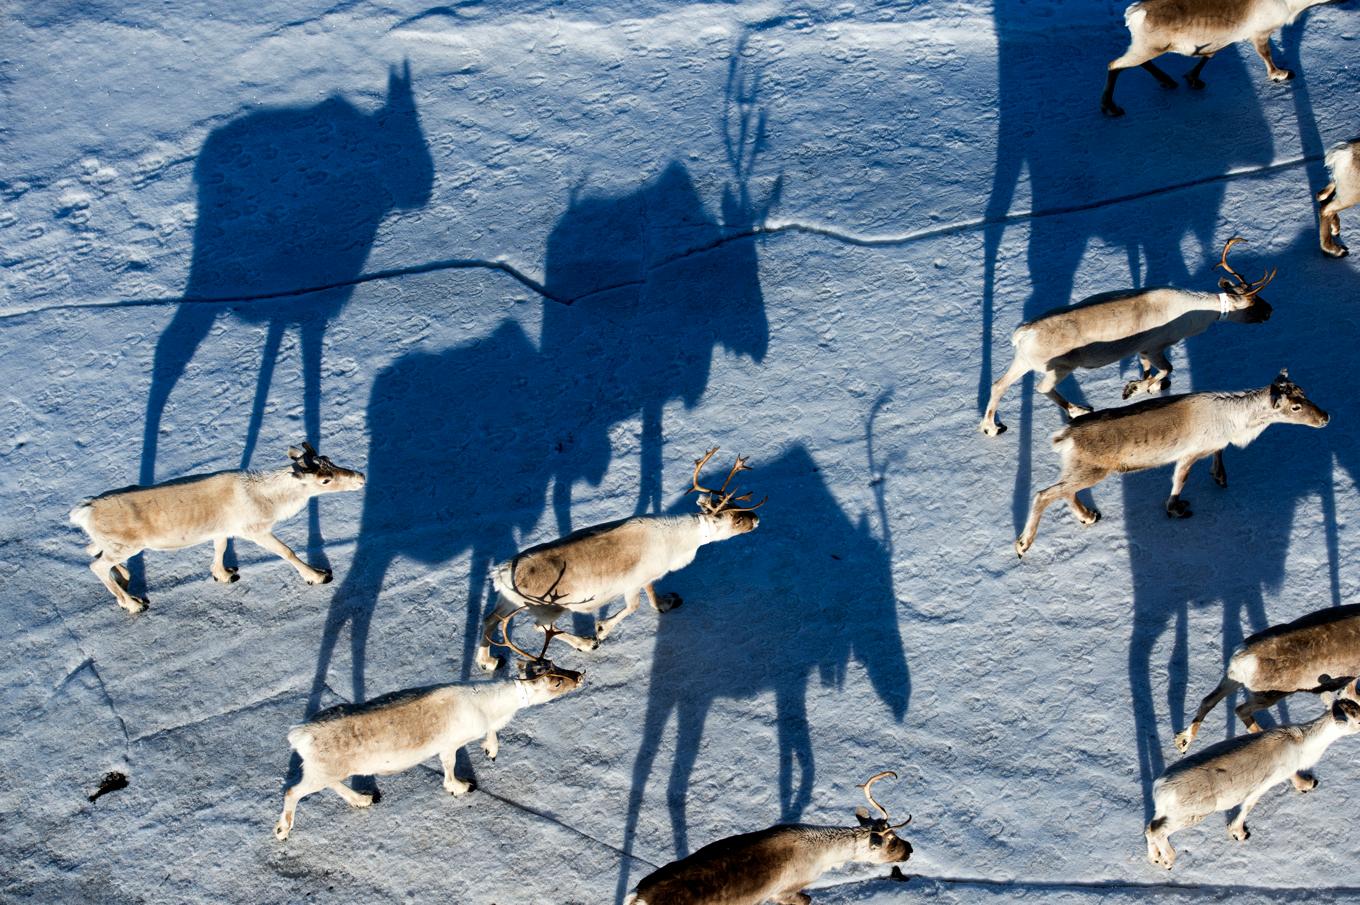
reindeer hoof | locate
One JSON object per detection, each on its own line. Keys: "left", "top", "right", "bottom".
{"left": 1166, "top": 500, "right": 1192, "bottom": 519}
{"left": 656, "top": 593, "right": 683, "bottom": 613}
{"left": 1014, "top": 538, "right": 1029, "bottom": 558}
{"left": 1174, "top": 730, "right": 1193, "bottom": 754}
{"left": 1079, "top": 509, "right": 1101, "bottom": 527}
{"left": 307, "top": 569, "right": 333, "bottom": 586}
{"left": 274, "top": 820, "right": 291, "bottom": 841}
{"left": 121, "top": 597, "right": 149, "bottom": 614}
{"left": 980, "top": 420, "right": 1006, "bottom": 437}
{"left": 1101, "top": 100, "right": 1126, "bottom": 118}
{"left": 1213, "top": 473, "right": 1227, "bottom": 489}
{"left": 1185, "top": 75, "right": 1205, "bottom": 90}
{"left": 1323, "top": 244, "right": 1350, "bottom": 259}
{"left": 1294, "top": 772, "right": 1319, "bottom": 792}
{"left": 477, "top": 655, "right": 503, "bottom": 673}
{"left": 1273, "top": 69, "right": 1295, "bottom": 82}
{"left": 1123, "top": 382, "right": 1140, "bottom": 400}
{"left": 1230, "top": 824, "right": 1250, "bottom": 842}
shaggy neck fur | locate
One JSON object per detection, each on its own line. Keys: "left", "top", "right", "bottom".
{"left": 1202, "top": 386, "right": 1282, "bottom": 448}
{"left": 796, "top": 826, "right": 874, "bottom": 871}
{"left": 248, "top": 468, "right": 321, "bottom": 520}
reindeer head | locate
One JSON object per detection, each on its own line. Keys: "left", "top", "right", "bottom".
{"left": 690, "top": 447, "right": 765, "bottom": 538}
{"left": 287, "top": 442, "right": 367, "bottom": 492}
{"left": 852, "top": 771, "right": 914, "bottom": 864}
{"left": 495, "top": 607, "right": 584, "bottom": 701}
{"left": 1268, "top": 369, "right": 1330, "bottom": 428}
{"left": 1214, "top": 237, "right": 1274, "bottom": 324}
{"left": 1320, "top": 679, "right": 1360, "bottom": 731}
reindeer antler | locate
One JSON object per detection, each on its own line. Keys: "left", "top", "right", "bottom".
{"left": 491, "top": 606, "right": 567, "bottom": 667}
{"left": 690, "top": 447, "right": 767, "bottom": 515}
{"left": 860, "top": 770, "right": 912, "bottom": 830}
{"left": 1217, "top": 237, "right": 1276, "bottom": 298}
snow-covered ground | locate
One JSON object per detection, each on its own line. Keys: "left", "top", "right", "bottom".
{"left": 5, "top": 0, "right": 1360, "bottom": 901}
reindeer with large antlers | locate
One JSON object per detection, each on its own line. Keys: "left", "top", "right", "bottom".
{"left": 275, "top": 609, "right": 582, "bottom": 840}
{"left": 474, "top": 448, "right": 763, "bottom": 671}
{"left": 626, "top": 771, "right": 913, "bottom": 905}
{"left": 982, "top": 237, "right": 1274, "bottom": 437}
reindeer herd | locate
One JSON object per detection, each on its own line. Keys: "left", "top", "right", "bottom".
{"left": 57, "top": 0, "right": 1360, "bottom": 900}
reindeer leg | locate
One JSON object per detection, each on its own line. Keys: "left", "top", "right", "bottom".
{"left": 1038, "top": 369, "right": 1089, "bottom": 419}
{"left": 245, "top": 531, "right": 331, "bottom": 585}
{"left": 537, "top": 621, "right": 599, "bottom": 652}
{"left": 275, "top": 766, "right": 329, "bottom": 840}
{"left": 1176, "top": 677, "right": 1241, "bottom": 752}
{"left": 1165, "top": 456, "right": 1200, "bottom": 518}
{"left": 1320, "top": 198, "right": 1349, "bottom": 258}
{"left": 596, "top": 589, "right": 640, "bottom": 642}
{"left": 981, "top": 357, "right": 1030, "bottom": 436}
{"left": 1234, "top": 689, "right": 1285, "bottom": 733}
{"left": 1141, "top": 60, "right": 1179, "bottom": 90}
{"left": 1184, "top": 54, "right": 1212, "bottom": 89}
{"left": 1210, "top": 449, "right": 1227, "bottom": 488}
{"left": 330, "top": 781, "right": 375, "bottom": 808}
{"left": 1016, "top": 465, "right": 1107, "bottom": 556}
{"left": 1253, "top": 33, "right": 1293, "bottom": 82}
{"left": 482, "top": 730, "right": 498, "bottom": 762}
{"left": 1228, "top": 789, "right": 1266, "bottom": 841}
{"left": 439, "top": 749, "right": 473, "bottom": 796}
{"left": 644, "top": 582, "right": 682, "bottom": 613}
{"left": 211, "top": 536, "right": 239, "bottom": 583}
{"left": 92, "top": 553, "right": 146, "bottom": 613}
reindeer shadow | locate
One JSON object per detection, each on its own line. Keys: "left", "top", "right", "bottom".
{"left": 1121, "top": 18, "right": 1360, "bottom": 817}
{"left": 614, "top": 442, "right": 909, "bottom": 903}
{"left": 980, "top": 4, "right": 1274, "bottom": 536}
{"left": 304, "top": 43, "right": 778, "bottom": 708}
{"left": 136, "top": 64, "right": 433, "bottom": 592}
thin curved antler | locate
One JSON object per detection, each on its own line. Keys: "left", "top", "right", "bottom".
{"left": 493, "top": 606, "right": 566, "bottom": 665}
{"left": 860, "top": 770, "right": 912, "bottom": 830}
{"left": 1217, "top": 237, "right": 1275, "bottom": 298}
{"left": 690, "top": 447, "right": 767, "bottom": 514}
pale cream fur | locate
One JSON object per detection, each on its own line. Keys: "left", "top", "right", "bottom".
{"left": 1102, "top": 0, "right": 1340, "bottom": 116}
{"left": 70, "top": 445, "right": 364, "bottom": 612}
{"left": 1176, "top": 604, "right": 1360, "bottom": 756}
{"left": 1317, "top": 140, "right": 1360, "bottom": 257}
{"left": 981, "top": 286, "right": 1270, "bottom": 437}
{"left": 1015, "top": 371, "right": 1328, "bottom": 556}
{"left": 274, "top": 670, "right": 581, "bottom": 840}
{"left": 475, "top": 510, "right": 759, "bottom": 670}
{"left": 1146, "top": 689, "right": 1360, "bottom": 869}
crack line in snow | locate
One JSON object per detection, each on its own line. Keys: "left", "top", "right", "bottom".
{"left": 129, "top": 687, "right": 303, "bottom": 744}
{"left": 45, "top": 600, "right": 133, "bottom": 757}
{"left": 0, "top": 150, "right": 1324, "bottom": 324}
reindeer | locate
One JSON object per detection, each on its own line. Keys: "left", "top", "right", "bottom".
{"left": 1317, "top": 139, "right": 1360, "bottom": 257}
{"left": 474, "top": 449, "right": 763, "bottom": 671}
{"left": 275, "top": 609, "right": 582, "bottom": 840}
{"left": 981, "top": 237, "right": 1274, "bottom": 437}
{"left": 70, "top": 443, "right": 364, "bottom": 612}
{"left": 1146, "top": 685, "right": 1360, "bottom": 869}
{"left": 1102, "top": 0, "right": 1344, "bottom": 117}
{"left": 1015, "top": 370, "right": 1329, "bottom": 555}
{"left": 626, "top": 771, "right": 912, "bottom": 905}
{"left": 1176, "top": 604, "right": 1360, "bottom": 759}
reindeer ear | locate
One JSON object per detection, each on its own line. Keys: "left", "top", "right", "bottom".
{"left": 1218, "top": 277, "right": 1236, "bottom": 292}
{"left": 855, "top": 806, "right": 874, "bottom": 827}
{"left": 288, "top": 446, "right": 305, "bottom": 460}
{"left": 1276, "top": 368, "right": 1290, "bottom": 382}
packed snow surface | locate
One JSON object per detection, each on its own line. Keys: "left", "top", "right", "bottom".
{"left": 4, "top": 0, "right": 1360, "bottom": 902}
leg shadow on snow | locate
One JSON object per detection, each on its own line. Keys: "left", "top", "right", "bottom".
{"left": 307, "top": 47, "right": 777, "bottom": 708}
{"left": 1122, "top": 26, "right": 1360, "bottom": 811}
{"left": 614, "top": 441, "right": 909, "bottom": 903}
{"left": 980, "top": 2, "right": 1272, "bottom": 536}
{"left": 1122, "top": 226, "right": 1360, "bottom": 819}
{"left": 136, "top": 64, "right": 433, "bottom": 594}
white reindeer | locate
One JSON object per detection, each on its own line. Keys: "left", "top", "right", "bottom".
{"left": 275, "top": 611, "right": 582, "bottom": 840}
{"left": 69, "top": 442, "right": 364, "bottom": 612}
{"left": 1177, "top": 604, "right": 1360, "bottom": 758}
{"left": 626, "top": 771, "right": 913, "bottom": 905}
{"left": 1015, "top": 370, "right": 1329, "bottom": 556}
{"left": 1146, "top": 685, "right": 1360, "bottom": 869}
{"left": 1102, "top": 0, "right": 1343, "bottom": 117}
{"left": 474, "top": 448, "right": 763, "bottom": 671}
{"left": 981, "top": 237, "right": 1274, "bottom": 437}
{"left": 1318, "top": 139, "right": 1360, "bottom": 257}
